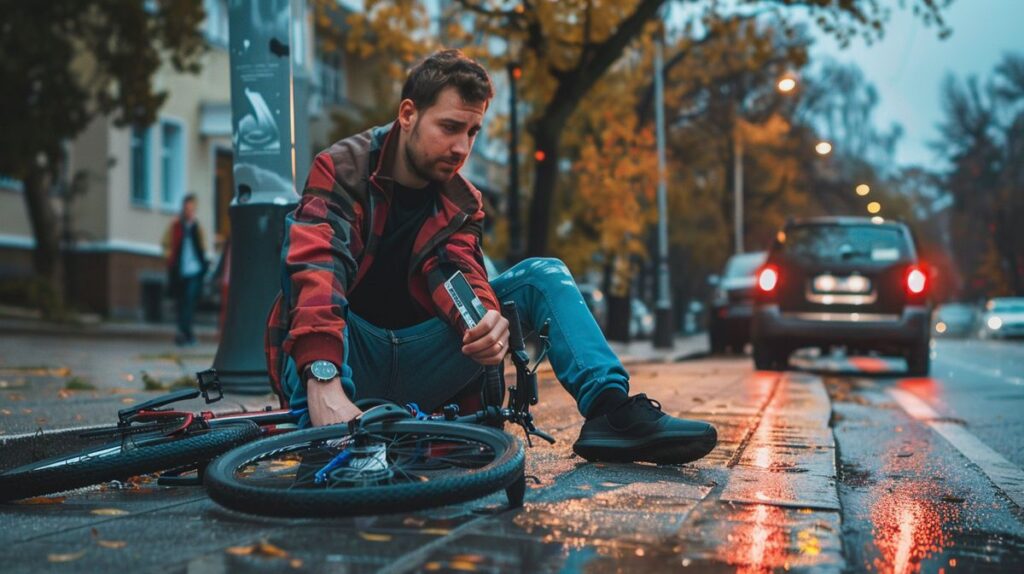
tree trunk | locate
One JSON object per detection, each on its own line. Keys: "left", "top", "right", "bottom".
{"left": 526, "top": 122, "right": 563, "bottom": 258}
{"left": 22, "top": 167, "right": 66, "bottom": 317}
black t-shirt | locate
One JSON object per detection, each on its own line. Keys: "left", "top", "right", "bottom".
{"left": 347, "top": 182, "right": 437, "bottom": 329}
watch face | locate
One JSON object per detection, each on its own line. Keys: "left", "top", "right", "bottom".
{"left": 310, "top": 360, "right": 338, "bottom": 381}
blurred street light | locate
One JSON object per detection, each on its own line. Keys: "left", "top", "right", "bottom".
{"left": 867, "top": 201, "right": 882, "bottom": 214}
{"left": 856, "top": 184, "right": 870, "bottom": 196}
{"left": 777, "top": 76, "right": 797, "bottom": 93}
{"left": 815, "top": 141, "right": 833, "bottom": 155}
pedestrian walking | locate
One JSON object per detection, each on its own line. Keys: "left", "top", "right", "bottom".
{"left": 162, "top": 194, "right": 209, "bottom": 346}
{"left": 264, "top": 49, "right": 717, "bottom": 464}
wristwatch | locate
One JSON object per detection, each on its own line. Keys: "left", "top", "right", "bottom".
{"left": 303, "top": 360, "right": 339, "bottom": 383}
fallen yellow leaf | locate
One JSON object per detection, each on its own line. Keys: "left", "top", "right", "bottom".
{"left": 420, "top": 528, "right": 452, "bottom": 536}
{"left": 225, "top": 546, "right": 253, "bottom": 556}
{"left": 91, "top": 508, "right": 129, "bottom": 516}
{"left": 120, "top": 397, "right": 136, "bottom": 405}
{"left": 290, "top": 558, "right": 303, "bottom": 569}
{"left": 255, "top": 540, "right": 289, "bottom": 558}
{"left": 47, "top": 550, "right": 86, "bottom": 563}
{"left": 16, "top": 496, "right": 65, "bottom": 505}
{"left": 97, "top": 540, "right": 127, "bottom": 549}
{"left": 357, "top": 532, "right": 392, "bottom": 542}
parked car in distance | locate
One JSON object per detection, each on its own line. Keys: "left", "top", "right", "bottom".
{"left": 932, "top": 303, "right": 977, "bottom": 338}
{"left": 979, "top": 297, "right": 1024, "bottom": 339}
{"left": 708, "top": 251, "right": 767, "bottom": 354}
{"left": 630, "top": 298, "right": 655, "bottom": 340}
{"left": 751, "top": 217, "right": 932, "bottom": 375}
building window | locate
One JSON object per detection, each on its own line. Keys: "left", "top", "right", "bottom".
{"left": 161, "top": 121, "right": 184, "bottom": 208}
{"left": 204, "top": 0, "right": 229, "bottom": 46}
{"left": 317, "top": 55, "right": 347, "bottom": 107}
{"left": 131, "top": 125, "right": 151, "bottom": 205}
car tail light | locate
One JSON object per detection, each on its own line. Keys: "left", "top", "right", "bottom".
{"left": 906, "top": 266, "right": 927, "bottom": 295}
{"left": 757, "top": 265, "right": 779, "bottom": 292}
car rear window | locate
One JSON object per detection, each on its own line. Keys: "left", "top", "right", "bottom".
{"left": 724, "top": 253, "right": 766, "bottom": 278}
{"left": 779, "top": 225, "right": 911, "bottom": 263}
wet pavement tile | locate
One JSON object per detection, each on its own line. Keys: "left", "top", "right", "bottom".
{"left": 680, "top": 502, "right": 844, "bottom": 573}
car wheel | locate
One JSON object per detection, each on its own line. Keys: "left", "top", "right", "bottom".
{"left": 906, "top": 338, "right": 931, "bottom": 377}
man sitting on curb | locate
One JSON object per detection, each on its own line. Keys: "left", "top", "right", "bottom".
{"left": 264, "top": 49, "right": 717, "bottom": 465}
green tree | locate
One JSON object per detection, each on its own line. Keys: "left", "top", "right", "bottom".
{"left": 0, "top": 1, "right": 206, "bottom": 317}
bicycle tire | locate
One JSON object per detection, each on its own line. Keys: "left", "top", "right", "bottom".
{"left": 204, "top": 420, "right": 524, "bottom": 518}
{"left": 0, "top": 421, "right": 260, "bottom": 502}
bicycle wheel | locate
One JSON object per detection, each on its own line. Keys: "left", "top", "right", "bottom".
{"left": 0, "top": 421, "right": 260, "bottom": 502}
{"left": 204, "top": 420, "right": 525, "bottom": 517}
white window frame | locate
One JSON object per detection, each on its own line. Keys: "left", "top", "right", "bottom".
{"left": 130, "top": 124, "right": 153, "bottom": 207}
{"left": 159, "top": 118, "right": 187, "bottom": 212}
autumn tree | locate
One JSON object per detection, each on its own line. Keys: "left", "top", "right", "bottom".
{"left": 334, "top": 1, "right": 951, "bottom": 271}
{"left": 935, "top": 53, "right": 1024, "bottom": 297}
{"left": 0, "top": 1, "right": 206, "bottom": 317}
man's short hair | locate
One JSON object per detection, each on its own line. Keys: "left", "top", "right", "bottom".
{"left": 182, "top": 193, "right": 197, "bottom": 206}
{"left": 401, "top": 49, "right": 494, "bottom": 110}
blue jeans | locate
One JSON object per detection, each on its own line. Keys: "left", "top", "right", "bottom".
{"left": 281, "top": 258, "right": 630, "bottom": 427}
{"left": 176, "top": 274, "right": 202, "bottom": 341}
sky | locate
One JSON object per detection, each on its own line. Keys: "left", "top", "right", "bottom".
{"left": 810, "top": 0, "right": 1024, "bottom": 168}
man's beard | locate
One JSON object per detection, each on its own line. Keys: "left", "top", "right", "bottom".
{"left": 405, "top": 121, "right": 457, "bottom": 183}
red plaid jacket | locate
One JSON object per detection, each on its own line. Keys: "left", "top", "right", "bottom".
{"left": 264, "top": 121, "right": 499, "bottom": 400}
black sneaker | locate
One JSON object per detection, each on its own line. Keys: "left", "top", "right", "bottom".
{"left": 572, "top": 394, "right": 717, "bottom": 464}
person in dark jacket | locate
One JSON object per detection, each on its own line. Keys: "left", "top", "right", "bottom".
{"left": 265, "top": 49, "right": 717, "bottom": 465}
{"left": 162, "top": 194, "right": 209, "bottom": 346}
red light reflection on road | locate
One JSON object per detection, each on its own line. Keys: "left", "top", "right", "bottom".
{"left": 867, "top": 437, "right": 957, "bottom": 574}
{"left": 896, "top": 376, "right": 940, "bottom": 399}
{"left": 728, "top": 503, "right": 791, "bottom": 573}
{"left": 870, "top": 491, "right": 951, "bottom": 574}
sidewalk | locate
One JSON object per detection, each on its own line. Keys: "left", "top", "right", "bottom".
{"left": 608, "top": 333, "right": 709, "bottom": 365}
{"left": 0, "top": 325, "right": 844, "bottom": 572}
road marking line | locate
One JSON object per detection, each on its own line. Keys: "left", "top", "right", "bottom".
{"left": 889, "top": 388, "right": 1024, "bottom": 510}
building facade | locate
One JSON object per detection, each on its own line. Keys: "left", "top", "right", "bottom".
{"left": 0, "top": 0, "right": 511, "bottom": 320}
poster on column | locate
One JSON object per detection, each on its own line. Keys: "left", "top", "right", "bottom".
{"left": 228, "top": 0, "right": 298, "bottom": 203}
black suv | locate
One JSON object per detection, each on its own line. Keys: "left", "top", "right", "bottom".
{"left": 751, "top": 217, "right": 932, "bottom": 375}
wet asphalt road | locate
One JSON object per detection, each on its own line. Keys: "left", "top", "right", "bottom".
{"left": 2, "top": 331, "right": 1024, "bottom": 572}
{"left": 805, "top": 338, "right": 1024, "bottom": 573}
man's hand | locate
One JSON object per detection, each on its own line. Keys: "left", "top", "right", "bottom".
{"left": 307, "top": 377, "right": 362, "bottom": 426}
{"left": 461, "top": 309, "right": 509, "bottom": 366}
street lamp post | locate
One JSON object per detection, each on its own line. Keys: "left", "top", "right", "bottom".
{"left": 214, "top": 0, "right": 306, "bottom": 393}
{"left": 653, "top": 35, "right": 673, "bottom": 349}
{"left": 733, "top": 77, "right": 797, "bottom": 255}
{"left": 733, "top": 134, "right": 744, "bottom": 254}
